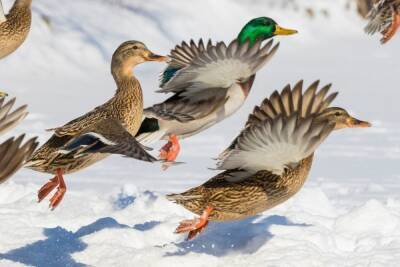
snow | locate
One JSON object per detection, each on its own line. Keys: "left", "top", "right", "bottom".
{"left": 1, "top": 0, "right": 400, "bottom": 266}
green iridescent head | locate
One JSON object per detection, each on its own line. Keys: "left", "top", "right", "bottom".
{"left": 237, "top": 17, "right": 298, "bottom": 46}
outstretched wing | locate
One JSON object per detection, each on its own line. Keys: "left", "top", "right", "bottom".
{"left": 0, "top": 98, "right": 28, "bottom": 136}
{"left": 159, "top": 39, "right": 278, "bottom": 96}
{"left": 60, "top": 119, "right": 156, "bottom": 163}
{"left": 0, "top": 1, "right": 6, "bottom": 24}
{"left": 0, "top": 135, "right": 39, "bottom": 184}
{"left": 220, "top": 80, "right": 338, "bottom": 154}
{"left": 365, "top": 0, "right": 395, "bottom": 35}
{"left": 216, "top": 113, "right": 334, "bottom": 176}
{"left": 153, "top": 39, "right": 277, "bottom": 121}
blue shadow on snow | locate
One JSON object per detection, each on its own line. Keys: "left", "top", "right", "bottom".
{"left": 166, "top": 215, "right": 310, "bottom": 257}
{"left": 0, "top": 216, "right": 160, "bottom": 267}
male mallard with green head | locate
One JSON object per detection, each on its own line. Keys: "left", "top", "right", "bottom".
{"left": 167, "top": 80, "right": 371, "bottom": 240}
{"left": 0, "top": 96, "right": 38, "bottom": 184}
{"left": 365, "top": 0, "right": 400, "bottom": 43}
{"left": 25, "top": 41, "right": 167, "bottom": 210}
{"left": 0, "top": 0, "right": 32, "bottom": 59}
{"left": 135, "top": 17, "right": 297, "bottom": 170}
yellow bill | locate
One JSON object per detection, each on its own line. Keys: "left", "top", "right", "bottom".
{"left": 274, "top": 25, "right": 298, "bottom": 36}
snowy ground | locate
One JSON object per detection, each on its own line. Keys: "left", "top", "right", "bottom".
{"left": 1, "top": 0, "right": 400, "bottom": 266}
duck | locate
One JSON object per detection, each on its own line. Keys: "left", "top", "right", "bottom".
{"left": 167, "top": 80, "right": 371, "bottom": 241}
{"left": 135, "top": 17, "right": 297, "bottom": 170}
{"left": 365, "top": 0, "right": 400, "bottom": 44}
{"left": 25, "top": 41, "right": 167, "bottom": 210}
{"left": 0, "top": 0, "right": 32, "bottom": 59}
{"left": 0, "top": 96, "right": 38, "bottom": 183}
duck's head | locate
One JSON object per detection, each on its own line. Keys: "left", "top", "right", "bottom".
{"left": 316, "top": 107, "right": 371, "bottom": 130}
{"left": 15, "top": 0, "right": 33, "bottom": 8}
{"left": 237, "top": 17, "right": 298, "bottom": 46}
{"left": 111, "top": 40, "right": 167, "bottom": 78}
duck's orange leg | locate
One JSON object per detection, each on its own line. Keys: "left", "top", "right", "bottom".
{"left": 382, "top": 13, "right": 400, "bottom": 44}
{"left": 159, "top": 134, "right": 181, "bottom": 170}
{"left": 38, "top": 176, "right": 58, "bottom": 203}
{"left": 175, "top": 206, "right": 213, "bottom": 241}
{"left": 48, "top": 169, "right": 66, "bottom": 210}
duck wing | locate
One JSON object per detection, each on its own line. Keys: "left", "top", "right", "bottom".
{"left": 0, "top": 98, "right": 28, "bottom": 136}
{"left": 221, "top": 80, "right": 338, "bottom": 154}
{"left": 154, "top": 39, "right": 278, "bottom": 121}
{"left": 365, "top": 0, "right": 398, "bottom": 35}
{"left": 47, "top": 105, "right": 109, "bottom": 137}
{"left": 59, "top": 119, "right": 156, "bottom": 163}
{"left": 0, "top": 135, "right": 38, "bottom": 183}
{"left": 216, "top": 80, "right": 338, "bottom": 179}
{"left": 216, "top": 113, "right": 334, "bottom": 177}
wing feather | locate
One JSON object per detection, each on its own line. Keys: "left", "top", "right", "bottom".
{"left": 0, "top": 135, "right": 39, "bottom": 184}
{"left": 216, "top": 114, "right": 334, "bottom": 175}
{"left": 0, "top": 98, "right": 28, "bottom": 136}
{"left": 218, "top": 80, "right": 339, "bottom": 170}
{"left": 159, "top": 39, "right": 279, "bottom": 95}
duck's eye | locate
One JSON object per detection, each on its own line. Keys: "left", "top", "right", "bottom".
{"left": 334, "top": 112, "right": 341, "bottom": 117}
{"left": 133, "top": 45, "right": 138, "bottom": 50}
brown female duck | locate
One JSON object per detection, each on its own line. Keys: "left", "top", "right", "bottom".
{"left": 0, "top": 0, "right": 32, "bottom": 59}
{"left": 26, "top": 41, "right": 167, "bottom": 209}
{"left": 167, "top": 80, "right": 371, "bottom": 240}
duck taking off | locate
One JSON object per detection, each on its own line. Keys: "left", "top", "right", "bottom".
{"left": 25, "top": 41, "right": 167, "bottom": 210}
{"left": 0, "top": 96, "right": 38, "bottom": 184}
{"left": 0, "top": 0, "right": 32, "bottom": 59}
{"left": 167, "top": 80, "right": 371, "bottom": 241}
{"left": 135, "top": 17, "right": 298, "bottom": 170}
{"left": 365, "top": 0, "right": 400, "bottom": 43}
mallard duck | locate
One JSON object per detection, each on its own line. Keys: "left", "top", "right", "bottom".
{"left": 136, "top": 17, "right": 297, "bottom": 170}
{"left": 0, "top": 96, "right": 38, "bottom": 183}
{"left": 365, "top": 0, "right": 400, "bottom": 43}
{"left": 0, "top": 0, "right": 32, "bottom": 59}
{"left": 167, "top": 80, "right": 371, "bottom": 240}
{"left": 25, "top": 41, "right": 167, "bottom": 209}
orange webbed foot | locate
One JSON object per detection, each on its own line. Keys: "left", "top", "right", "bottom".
{"left": 38, "top": 177, "right": 58, "bottom": 203}
{"left": 175, "top": 206, "right": 213, "bottom": 241}
{"left": 38, "top": 169, "right": 67, "bottom": 210}
{"left": 159, "top": 134, "right": 181, "bottom": 170}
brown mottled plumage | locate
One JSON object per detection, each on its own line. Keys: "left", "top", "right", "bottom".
{"left": 0, "top": 0, "right": 32, "bottom": 59}
{"left": 170, "top": 155, "right": 314, "bottom": 222}
{"left": 25, "top": 41, "right": 167, "bottom": 209}
{"left": 167, "top": 81, "right": 371, "bottom": 240}
{"left": 0, "top": 97, "right": 38, "bottom": 184}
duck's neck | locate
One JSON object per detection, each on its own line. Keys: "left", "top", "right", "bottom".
{"left": 111, "top": 63, "right": 142, "bottom": 102}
